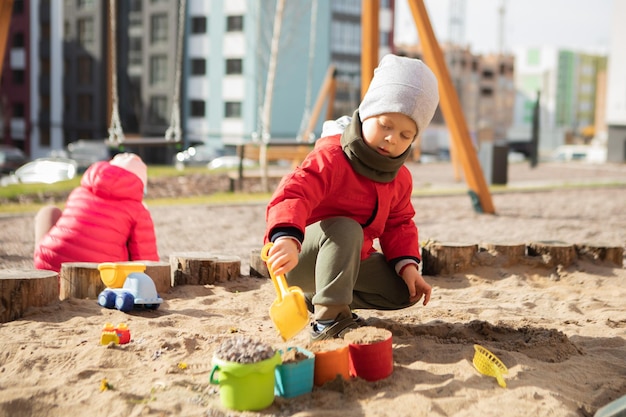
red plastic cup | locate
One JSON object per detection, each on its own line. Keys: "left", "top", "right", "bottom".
{"left": 348, "top": 332, "right": 393, "bottom": 381}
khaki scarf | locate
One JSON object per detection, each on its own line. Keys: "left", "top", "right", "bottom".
{"left": 340, "top": 110, "right": 412, "bottom": 183}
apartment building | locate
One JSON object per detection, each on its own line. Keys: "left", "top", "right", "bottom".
{"left": 0, "top": 0, "right": 30, "bottom": 154}
{"left": 606, "top": 0, "right": 626, "bottom": 162}
{"left": 1, "top": 0, "right": 398, "bottom": 159}
{"left": 184, "top": 0, "right": 395, "bottom": 146}
{"left": 512, "top": 46, "right": 607, "bottom": 153}
{"left": 396, "top": 44, "right": 516, "bottom": 142}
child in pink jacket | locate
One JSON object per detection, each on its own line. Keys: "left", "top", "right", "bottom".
{"left": 264, "top": 55, "right": 439, "bottom": 340}
{"left": 34, "top": 153, "right": 159, "bottom": 273}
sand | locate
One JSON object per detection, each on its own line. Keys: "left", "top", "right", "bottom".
{"left": 0, "top": 161, "right": 625, "bottom": 417}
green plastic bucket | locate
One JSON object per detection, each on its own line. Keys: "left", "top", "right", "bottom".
{"left": 210, "top": 352, "right": 281, "bottom": 411}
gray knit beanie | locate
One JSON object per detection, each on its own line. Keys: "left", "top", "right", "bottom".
{"left": 358, "top": 54, "right": 439, "bottom": 137}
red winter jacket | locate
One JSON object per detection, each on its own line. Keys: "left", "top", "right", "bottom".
{"left": 34, "top": 161, "right": 160, "bottom": 272}
{"left": 265, "top": 134, "right": 420, "bottom": 263}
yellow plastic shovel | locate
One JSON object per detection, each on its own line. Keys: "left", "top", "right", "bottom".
{"left": 261, "top": 243, "right": 309, "bottom": 341}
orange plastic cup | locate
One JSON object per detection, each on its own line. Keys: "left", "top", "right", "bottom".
{"left": 312, "top": 344, "right": 350, "bottom": 386}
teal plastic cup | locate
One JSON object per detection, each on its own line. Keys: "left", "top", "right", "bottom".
{"left": 275, "top": 347, "right": 315, "bottom": 398}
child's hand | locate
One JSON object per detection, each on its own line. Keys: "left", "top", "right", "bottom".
{"left": 267, "top": 238, "right": 300, "bottom": 276}
{"left": 401, "top": 265, "right": 432, "bottom": 306}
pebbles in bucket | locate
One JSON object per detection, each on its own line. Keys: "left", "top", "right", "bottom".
{"left": 210, "top": 336, "right": 281, "bottom": 411}
{"left": 213, "top": 335, "right": 276, "bottom": 363}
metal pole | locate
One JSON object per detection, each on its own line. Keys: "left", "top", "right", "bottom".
{"left": 260, "top": 0, "right": 286, "bottom": 192}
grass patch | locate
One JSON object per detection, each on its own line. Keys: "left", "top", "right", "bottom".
{"left": 0, "top": 165, "right": 271, "bottom": 214}
{"left": 0, "top": 178, "right": 81, "bottom": 199}
{"left": 146, "top": 192, "right": 272, "bottom": 207}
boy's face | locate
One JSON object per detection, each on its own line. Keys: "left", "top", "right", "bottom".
{"left": 361, "top": 113, "right": 417, "bottom": 158}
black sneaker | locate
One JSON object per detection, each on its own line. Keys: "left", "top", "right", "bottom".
{"left": 310, "top": 315, "right": 360, "bottom": 341}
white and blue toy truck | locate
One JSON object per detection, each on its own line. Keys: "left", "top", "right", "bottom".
{"left": 97, "top": 263, "right": 163, "bottom": 313}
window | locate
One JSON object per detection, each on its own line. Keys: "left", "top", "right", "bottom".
{"left": 224, "top": 101, "right": 242, "bottom": 118}
{"left": 225, "top": 58, "right": 242, "bottom": 75}
{"left": 191, "top": 16, "right": 207, "bottom": 34}
{"left": 226, "top": 15, "right": 243, "bottom": 32}
{"left": 150, "top": 14, "right": 168, "bottom": 43}
{"left": 77, "top": 56, "right": 92, "bottom": 85}
{"left": 13, "top": 0, "right": 24, "bottom": 14}
{"left": 190, "top": 100, "right": 205, "bottom": 117}
{"left": 13, "top": 102, "right": 25, "bottom": 118}
{"left": 12, "top": 69, "right": 25, "bottom": 84}
{"left": 13, "top": 32, "right": 24, "bottom": 48}
{"left": 77, "top": 0, "right": 93, "bottom": 9}
{"left": 526, "top": 49, "right": 540, "bottom": 66}
{"left": 64, "top": 94, "right": 70, "bottom": 115}
{"left": 129, "top": 0, "right": 142, "bottom": 12}
{"left": 148, "top": 96, "right": 168, "bottom": 124}
{"left": 330, "top": 21, "right": 360, "bottom": 54}
{"left": 77, "top": 94, "right": 92, "bottom": 121}
{"left": 41, "top": 58, "right": 50, "bottom": 76}
{"left": 40, "top": 128, "right": 50, "bottom": 146}
{"left": 190, "top": 58, "right": 206, "bottom": 75}
{"left": 129, "top": 37, "right": 142, "bottom": 66}
{"left": 41, "top": 22, "right": 50, "bottom": 40}
{"left": 78, "top": 18, "right": 94, "bottom": 47}
{"left": 150, "top": 55, "right": 167, "bottom": 85}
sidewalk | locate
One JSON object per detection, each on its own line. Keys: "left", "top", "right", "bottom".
{"left": 407, "top": 160, "right": 626, "bottom": 193}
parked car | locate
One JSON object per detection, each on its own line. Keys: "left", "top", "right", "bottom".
{"left": 208, "top": 155, "right": 256, "bottom": 170}
{"left": 0, "top": 157, "right": 78, "bottom": 186}
{"left": 66, "top": 140, "right": 111, "bottom": 172}
{"left": 0, "top": 146, "right": 28, "bottom": 174}
{"left": 174, "top": 144, "right": 223, "bottom": 169}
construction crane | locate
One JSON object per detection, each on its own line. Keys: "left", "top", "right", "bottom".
{"left": 448, "top": 0, "right": 466, "bottom": 46}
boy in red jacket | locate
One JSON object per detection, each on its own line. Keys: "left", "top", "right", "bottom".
{"left": 34, "top": 153, "right": 159, "bottom": 273}
{"left": 264, "top": 54, "right": 440, "bottom": 340}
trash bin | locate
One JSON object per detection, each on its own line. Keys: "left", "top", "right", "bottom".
{"left": 478, "top": 141, "right": 508, "bottom": 185}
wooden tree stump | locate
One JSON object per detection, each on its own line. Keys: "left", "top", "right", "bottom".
{"left": 527, "top": 241, "right": 577, "bottom": 268}
{"left": 141, "top": 261, "right": 171, "bottom": 294}
{"left": 479, "top": 243, "right": 527, "bottom": 267}
{"left": 250, "top": 248, "right": 269, "bottom": 278}
{"left": 213, "top": 256, "right": 242, "bottom": 283}
{"left": 0, "top": 269, "right": 59, "bottom": 323}
{"left": 59, "top": 262, "right": 103, "bottom": 301}
{"left": 574, "top": 244, "right": 624, "bottom": 266}
{"left": 170, "top": 252, "right": 241, "bottom": 286}
{"left": 421, "top": 242, "right": 478, "bottom": 276}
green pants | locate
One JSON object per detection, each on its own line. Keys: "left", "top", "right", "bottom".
{"left": 285, "top": 217, "right": 415, "bottom": 320}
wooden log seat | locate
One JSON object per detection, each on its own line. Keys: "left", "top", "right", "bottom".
{"left": 0, "top": 269, "right": 59, "bottom": 323}
{"left": 169, "top": 252, "right": 241, "bottom": 286}
{"left": 574, "top": 243, "right": 624, "bottom": 267}
{"left": 421, "top": 241, "right": 479, "bottom": 276}
{"left": 477, "top": 243, "right": 527, "bottom": 267}
{"left": 527, "top": 241, "right": 577, "bottom": 268}
{"left": 249, "top": 248, "right": 270, "bottom": 278}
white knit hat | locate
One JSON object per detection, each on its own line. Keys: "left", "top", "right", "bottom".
{"left": 110, "top": 153, "right": 147, "bottom": 187}
{"left": 358, "top": 54, "right": 439, "bottom": 136}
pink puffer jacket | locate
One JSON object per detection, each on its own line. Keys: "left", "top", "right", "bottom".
{"left": 34, "top": 161, "right": 159, "bottom": 272}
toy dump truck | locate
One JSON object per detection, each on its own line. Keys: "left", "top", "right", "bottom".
{"left": 97, "top": 263, "right": 163, "bottom": 313}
